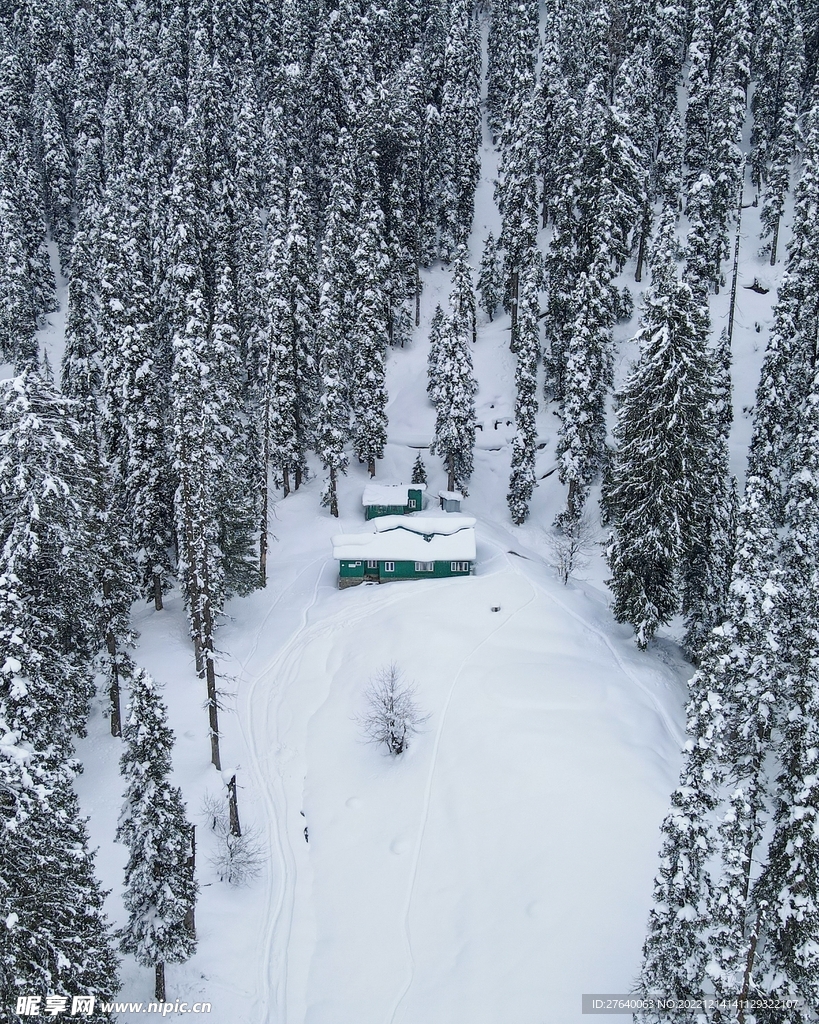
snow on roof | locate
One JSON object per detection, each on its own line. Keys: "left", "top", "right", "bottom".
{"left": 361, "top": 482, "right": 426, "bottom": 506}
{"left": 371, "top": 513, "right": 475, "bottom": 536}
{"left": 438, "top": 490, "right": 463, "bottom": 500}
{"left": 332, "top": 524, "right": 476, "bottom": 562}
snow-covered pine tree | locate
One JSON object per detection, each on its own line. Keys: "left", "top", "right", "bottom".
{"left": 431, "top": 300, "right": 477, "bottom": 494}
{"left": 438, "top": 0, "right": 481, "bottom": 259}
{"left": 0, "top": 371, "right": 101, "bottom": 753}
{"left": 316, "top": 162, "right": 354, "bottom": 516}
{"left": 426, "top": 304, "right": 445, "bottom": 404}
{"left": 477, "top": 233, "right": 502, "bottom": 321}
{"left": 449, "top": 244, "right": 477, "bottom": 344}
{"left": 411, "top": 452, "right": 427, "bottom": 485}
{"left": 352, "top": 173, "right": 390, "bottom": 477}
{"left": 117, "top": 669, "right": 197, "bottom": 1003}
{"left": 0, "top": 157, "right": 40, "bottom": 369}
{"left": 556, "top": 251, "right": 613, "bottom": 524}
{"left": 606, "top": 214, "right": 716, "bottom": 647}
{"left": 507, "top": 259, "right": 540, "bottom": 524}
{"left": 1, "top": 735, "right": 120, "bottom": 1023}
{"left": 752, "top": 0, "right": 804, "bottom": 265}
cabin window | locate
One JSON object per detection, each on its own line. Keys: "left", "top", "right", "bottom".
{"left": 383, "top": 561, "right": 395, "bottom": 572}
{"left": 366, "top": 559, "right": 378, "bottom": 569}
{"left": 408, "top": 498, "right": 416, "bottom": 508}
{"left": 415, "top": 561, "right": 434, "bottom": 572}
{"left": 451, "top": 561, "right": 470, "bottom": 572}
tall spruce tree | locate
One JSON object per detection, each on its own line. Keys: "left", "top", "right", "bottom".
{"left": 117, "top": 669, "right": 197, "bottom": 1003}
{"left": 507, "top": 260, "right": 540, "bottom": 524}
{"left": 606, "top": 215, "right": 716, "bottom": 648}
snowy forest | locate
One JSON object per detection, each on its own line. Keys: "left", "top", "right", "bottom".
{"left": 2, "top": 0, "right": 819, "bottom": 1020}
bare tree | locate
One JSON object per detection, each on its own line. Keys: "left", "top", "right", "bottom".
{"left": 359, "top": 664, "right": 428, "bottom": 755}
{"left": 202, "top": 792, "right": 263, "bottom": 887}
{"left": 546, "top": 515, "right": 595, "bottom": 585}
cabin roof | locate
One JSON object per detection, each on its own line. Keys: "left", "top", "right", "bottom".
{"left": 332, "top": 522, "right": 476, "bottom": 561}
{"left": 361, "top": 482, "right": 427, "bottom": 506}
{"left": 371, "top": 512, "right": 475, "bottom": 536}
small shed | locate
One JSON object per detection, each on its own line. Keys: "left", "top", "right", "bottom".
{"left": 362, "top": 483, "right": 426, "bottom": 520}
{"left": 438, "top": 489, "right": 463, "bottom": 513}
{"left": 333, "top": 514, "right": 477, "bottom": 588}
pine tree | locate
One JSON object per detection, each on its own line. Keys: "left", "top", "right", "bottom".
{"left": 1, "top": 738, "right": 120, "bottom": 1022}
{"left": 477, "top": 233, "right": 502, "bottom": 321}
{"left": 606, "top": 215, "right": 716, "bottom": 647}
{"left": 430, "top": 273, "right": 477, "bottom": 494}
{"left": 352, "top": 177, "right": 390, "bottom": 477}
{"left": 556, "top": 253, "right": 613, "bottom": 524}
{"left": 439, "top": 0, "right": 481, "bottom": 259}
{"left": 752, "top": 0, "right": 804, "bottom": 264}
{"left": 0, "top": 372, "right": 100, "bottom": 753}
{"left": 117, "top": 670, "right": 197, "bottom": 1003}
{"left": 507, "top": 260, "right": 540, "bottom": 524}
{"left": 411, "top": 452, "right": 427, "bottom": 485}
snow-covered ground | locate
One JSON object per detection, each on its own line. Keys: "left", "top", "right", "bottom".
{"left": 60, "top": 19, "right": 796, "bottom": 1024}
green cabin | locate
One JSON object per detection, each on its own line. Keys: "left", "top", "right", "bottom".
{"left": 333, "top": 515, "right": 476, "bottom": 589}
{"left": 362, "top": 483, "right": 426, "bottom": 520}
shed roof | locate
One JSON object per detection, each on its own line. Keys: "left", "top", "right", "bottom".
{"left": 438, "top": 490, "right": 463, "bottom": 500}
{"left": 332, "top": 523, "right": 476, "bottom": 562}
{"left": 361, "top": 483, "right": 426, "bottom": 506}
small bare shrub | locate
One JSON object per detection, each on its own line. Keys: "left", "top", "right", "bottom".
{"left": 358, "top": 664, "right": 428, "bottom": 755}
{"left": 547, "top": 515, "right": 595, "bottom": 585}
{"left": 202, "top": 792, "right": 263, "bottom": 886}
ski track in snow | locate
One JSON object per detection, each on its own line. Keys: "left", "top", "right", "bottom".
{"left": 241, "top": 570, "right": 468, "bottom": 1023}
{"left": 387, "top": 556, "right": 537, "bottom": 1024}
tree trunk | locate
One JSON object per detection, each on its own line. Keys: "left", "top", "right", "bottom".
{"left": 415, "top": 262, "right": 421, "bottom": 327}
{"left": 153, "top": 572, "right": 163, "bottom": 611}
{"left": 200, "top": 578, "right": 221, "bottom": 770}
{"left": 736, "top": 906, "right": 765, "bottom": 1024}
{"left": 727, "top": 170, "right": 745, "bottom": 352}
{"left": 769, "top": 215, "right": 780, "bottom": 266}
{"left": 368, "top": 458, "right": 376, "bottom": 478}
{"left": 509, "top": 269, "right": 519, "bottom": 350}
{"left": 447, "top": 452, "right": 455, "bottom": 493}
{"left": 282, "top": 467, "right": 290, "bottom": 497}
{"left": 329, "top": 465, "right": 338, "bottom": 517}
{"left": 228, "top": 774, "right": 241, "bottom": 837}
{"left": 635, "top": 222, "right": 647, "bottom": 283}
{"left": 295, "top": 465, "right": 302, "bottom": 490}
{"left": 184, "top": 825, "right": 196, "bottom": 938}
{"left": 155, "top": 963, "right": 165, "bottom": 1002}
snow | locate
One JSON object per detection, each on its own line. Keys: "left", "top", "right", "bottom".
{"left": 64, "top": 14, "right": 796, "bottom": 1024}
{"left": 332, "top": 524, "right": 476, "bottom": 562}
{"left": 371, "top": 512, "right": 476, "bottom": 535}
{"left": 437, "top": 489, "right": 463, "bottom": 500}
{"left": 361, "top": 483, "right": 426, "bottom": 506}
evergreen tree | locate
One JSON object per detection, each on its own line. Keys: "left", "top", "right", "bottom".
{"left": 507, "top": 260, "right": 540, "bottom": 524}
{"left": 411, "top": 452, "right": 427, "bottom": 485}
{"left": 1, "top": 737, "right": 120, "bottom": 1023}
{"left": 438, "top": 0, "right": 481, "bottom": 259}
{"left": 556, "top": 252, "right": 613, "bottom": 524}
{"left": 430, "top": 276, "right": 477, "bottom": 494}
{"left": 477, "top": 233, "right": 502, "bottom": 321}
{"left": 606, "top": 216, "right": 716, "bottom": 647}
{"left": 352, "top": 177, "right": 390, "bottom": 477}
{"left": 0, "top": 372, "right": 100, "bottom": 753}
{"left": 117, "top": 670, "right": 197, "bottom": 1003}
{"left": 751, "top": 0, "right": 804, "bottom": 264}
